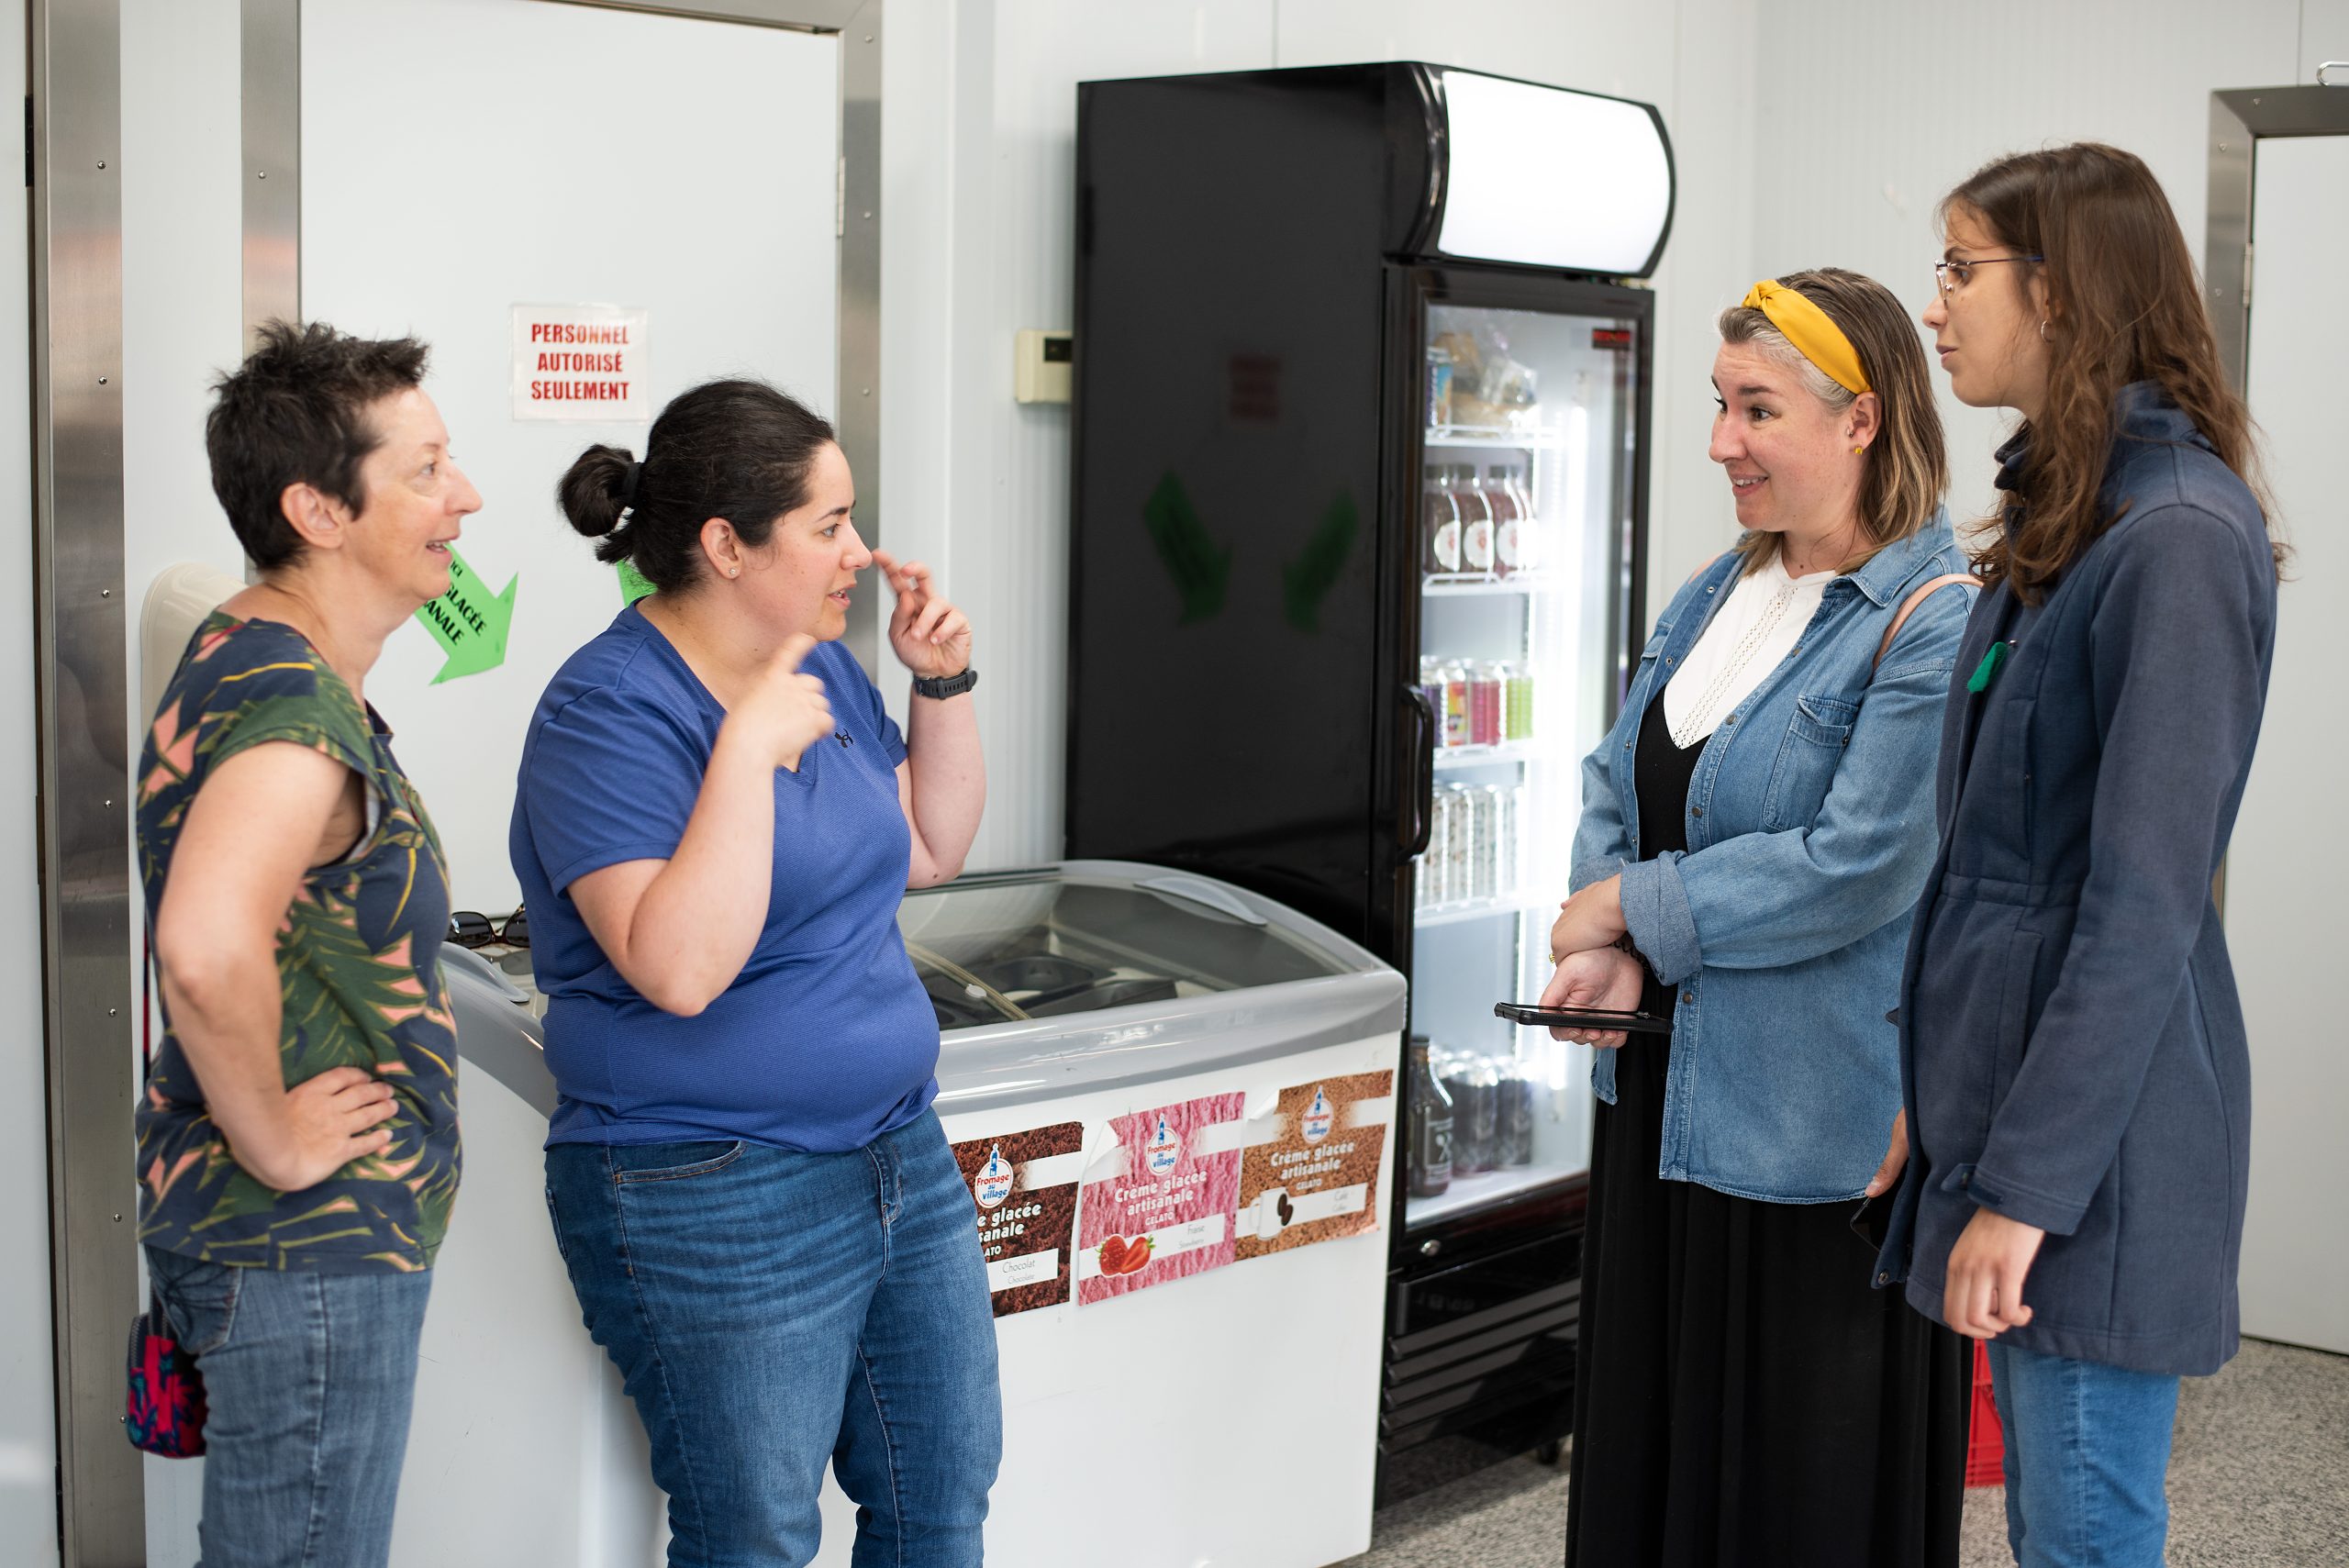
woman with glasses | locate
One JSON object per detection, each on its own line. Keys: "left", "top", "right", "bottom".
{"left": 1874, "top": 143, "right": 2281, "bottom": 1568}
{"left": 512, "top": 379, "right": 994, "bottom": 1566}
{"left": 1543, "top": 270, "right": 1975, "bottom": 1568}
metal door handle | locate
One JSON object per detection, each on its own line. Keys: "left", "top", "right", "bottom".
{"left": 2321, "top": 61, "right": 2347, "bottom": 86}
{"left": 1403, "top": 684, "right": 1437, "bottom": 858}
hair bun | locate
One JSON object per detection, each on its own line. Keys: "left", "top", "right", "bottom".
{"left": 556, "top": 443, "right": 638, "bottom": 545}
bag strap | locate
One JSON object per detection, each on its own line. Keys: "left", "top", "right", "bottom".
{"left": 1875, "top": 573, "right": 1976, "bottom": 671}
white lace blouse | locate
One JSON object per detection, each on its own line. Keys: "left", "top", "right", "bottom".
{"left": 1661, "top": 554, "right": 1837, "bottom": 748}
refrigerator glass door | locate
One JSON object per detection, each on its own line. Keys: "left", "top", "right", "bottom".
{"left": 899, "top": 867, "right": 1356, "bottom": 1029}
{"left": 1408, "top": 299, "right": 1640, "bottom": 1229}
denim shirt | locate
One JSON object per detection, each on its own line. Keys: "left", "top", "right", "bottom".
{"left": 1570, "top": 520, "right": 1975, "bottom": 1202}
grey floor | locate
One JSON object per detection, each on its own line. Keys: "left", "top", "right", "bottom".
{"left": 1341, "top": 1339, "right": 2348, "bottom": 1568}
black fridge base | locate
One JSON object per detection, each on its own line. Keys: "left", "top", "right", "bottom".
{"left": 1376, "top": 1221, "right": 1582, "bottom": 1507}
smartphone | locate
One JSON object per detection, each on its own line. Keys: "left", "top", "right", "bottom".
{"left": 1493, "top": 1002, "right": 1674, "bottom": 1034}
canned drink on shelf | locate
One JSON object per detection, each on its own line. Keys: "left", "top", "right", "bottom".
{"left": 1440, "top": 1054, "right": 1500, "bottom": 1175}
{"left": 1483, "top": 783, "right": 1512, "bottom": 901}
{"left": 1422, "top": 784, "right": 1453, "bottom": 908}
{"left": 1418, "top": 657, "right": 1447, "bottom": 747}
{"left": 1445, "top": 783, "right": 1475, "bottom": 906}
{"left": 1504, "top": 663, "right": 1536, "bottom": 741}
{"left": 1496, "top": 1056, "right": 1537, "bottom": 1167}
{"left": 1510, "top": 782, "right": 1531, "bottom": 897}
{"left": 1468, "top": 662, "right": 1503, "bottom": 748}
{"left": 1441, "top": 662, "right": 1472, "bottom": 749}
{"left": 1476, "top": 783, "right": 1508, "bottom": 902}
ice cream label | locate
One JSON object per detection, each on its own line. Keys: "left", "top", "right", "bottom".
{"left": 1143, "top": 1114, "right": 1181, "bottom": 1177}
{"left": 1303, "top": 1087, "right": 1334, "bottom": 1144}
{"left": 974, "top": 1145, "right": 1015, "bottom": 1210}
{"left": 1235, "top": 1071, "right": 1394, "bottom": 1262}
{"left": 951, "top": 1121, "right": 1083, "bottom": 1318}
{"left": 1077, "top": 1093, "right": 1244, "bottom": 1306}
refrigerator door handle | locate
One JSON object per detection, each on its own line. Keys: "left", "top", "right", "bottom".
{"left": 1403, "top": 684, "right": 1437, "bottom": 859}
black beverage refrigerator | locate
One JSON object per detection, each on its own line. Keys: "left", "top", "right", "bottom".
{"left": 1065, "top": 62, "right": 1673, "bottom": 1498}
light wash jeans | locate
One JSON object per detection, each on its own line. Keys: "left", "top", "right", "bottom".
{"left": 544, "top": 1106, "right": 1002, "bottom": 1568}
{"left": 1986, "top": 1339, "right": 2181, "bottom": 1568}
{"left": 143, "top": 1246, "right": 433, "bottom": 1568}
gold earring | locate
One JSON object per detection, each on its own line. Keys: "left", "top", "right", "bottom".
{"left": 1851, "top": 445, "right": 1865, "bottom": 455}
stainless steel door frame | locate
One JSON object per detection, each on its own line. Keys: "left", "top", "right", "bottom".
{"left": 31, "top": 0, "right": 138, "bottom": 1562}
{"left": 2206, "top": 83, "right": 2349, "bottom": 386}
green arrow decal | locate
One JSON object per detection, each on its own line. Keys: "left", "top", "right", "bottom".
{"left": 1281, "top": 492, "right": 1359, "bottom": 633}
{"left": 617, "top": 561, "right": 656, "bottom": 606}
{"left": 1141, "top": 472, "right": 1231, "bottom": 625}
{"left": 415, "top": 546, "right": 518, "bottom": 684}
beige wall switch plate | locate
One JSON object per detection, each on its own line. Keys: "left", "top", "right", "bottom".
{"left": 1015, "top": 328, "right": 1074, "bottom": 403}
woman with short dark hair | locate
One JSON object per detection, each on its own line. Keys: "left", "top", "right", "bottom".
{"left": 139, "top": 320, "right": 479, "bottom": 1567}
{"left": 1545, "top": 269, "right": 1976, "bottom": 1567}
{"left": 1875, "top": 143, "right": 2282, "bottom": 1568}
{"left": 515, "top": 378, "right": 995, "bottom": 1566}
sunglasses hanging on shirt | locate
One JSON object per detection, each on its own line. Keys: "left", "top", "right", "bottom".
{"left": 448, "top": 905, "right": 529, "bottom": 951}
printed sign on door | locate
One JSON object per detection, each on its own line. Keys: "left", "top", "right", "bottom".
{"left": 951, "top": 1122, "right": 1084, "bottom": 1317}
{"left": 1075, "top": 1093, "right": 1243, "bottom": 1305}
{"left": 1234, "top": 1071, "right": 1393, "bottom": 1260}
{"left": 511, "top": 304, "right": 649, "bottom": 422}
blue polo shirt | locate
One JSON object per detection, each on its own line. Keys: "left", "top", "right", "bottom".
{"left": 511, "top": 605, "right": 938, "bottom": 1153}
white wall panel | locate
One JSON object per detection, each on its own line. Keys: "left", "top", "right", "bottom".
{"left": 1751, "top": 0, "right": 2302, "bottom": 528}
{"left": 2303, "top": 0, "right": 2349, "bottom": 76}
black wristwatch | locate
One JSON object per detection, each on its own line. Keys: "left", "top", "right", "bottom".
{"left": 912, "top": 667, "right": 978, "bottom": 701}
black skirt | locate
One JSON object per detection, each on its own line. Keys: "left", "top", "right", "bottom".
{"left": 1563, "top": 695, "right": 1970, "bottom": 1568}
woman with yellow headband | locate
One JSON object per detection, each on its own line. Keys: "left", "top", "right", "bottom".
{"left": 1542, "top": 269, "right": 1976, "bottom": 1567}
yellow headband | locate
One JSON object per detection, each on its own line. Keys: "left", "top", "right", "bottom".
{"left": 1742, "top": 280, "right": 1870, "bottom": 395}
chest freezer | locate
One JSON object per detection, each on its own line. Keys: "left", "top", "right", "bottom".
{"left": 175, "top": 862, "right": 1409, "bottom": 1568}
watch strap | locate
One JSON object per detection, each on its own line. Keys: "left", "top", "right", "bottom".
{"left": 912, "top": 667, "right": 977, "bottom": 700}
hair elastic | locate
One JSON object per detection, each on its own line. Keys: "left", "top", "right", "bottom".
{"left": 618, "top": 459, "right": 643, "bottom": 511}
{"left": 1742, "top": 280, "right": 1870, "bottom": 395}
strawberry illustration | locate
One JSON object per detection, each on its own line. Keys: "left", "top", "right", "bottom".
{"left": 1117, "top": 1235, "right": 1155, "bottom": 1274}
{"left": 1098, "top": 1235, "right": 1130, "bottom": 1274}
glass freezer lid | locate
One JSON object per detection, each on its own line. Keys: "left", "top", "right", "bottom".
{"left": 896, "top": 866, "right": 1355, "bottom": 1030}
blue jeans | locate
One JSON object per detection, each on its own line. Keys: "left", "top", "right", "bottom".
{"left": 544, "top": 1107, "right": 1002, "bottom": 1568}
{"left": 143, "top": 1247, "right": 433, "bottom": 1568}
{"left": 1986, "top": 1340, "right": 2181, "bottom": 1568}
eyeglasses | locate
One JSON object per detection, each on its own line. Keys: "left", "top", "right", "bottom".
{"left": 1932, "top": 254, "right": 2043, "bottom": 298}
{"left": 449, "top": 906, "right": 529, "bottom": 950}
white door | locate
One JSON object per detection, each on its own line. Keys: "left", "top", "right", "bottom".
{"left": 303, "top": 0, "right": 842, "bottom": 917}
{"left": 2229, "top": 131, "right": 2349, "bottom": 1356}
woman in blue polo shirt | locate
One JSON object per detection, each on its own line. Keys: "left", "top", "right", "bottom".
{"left": 515, "top": 378, "right": 993, "bottom": 1567}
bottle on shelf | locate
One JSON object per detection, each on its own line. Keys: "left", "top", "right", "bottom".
{"left": 1505, "top": 464, "right": 1541, "bottom": 573}
{"left": 1485, "top": 465, "right": 1521, "bottom": 579}
{"left": 1407, "top": 1037, "right": 1454, "bottom": 1198}
{"left": 1422, "top": 466, "right": 1463, "bottom": 577}
{"left": 1457, "top": 467, "right": 1496, "bottom": 580}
